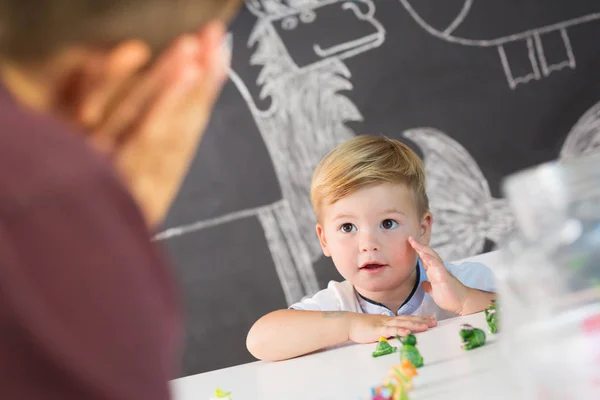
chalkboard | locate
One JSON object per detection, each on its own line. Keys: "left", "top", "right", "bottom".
{"left": 158, "top": 0, "right": 600, "bottom": 377}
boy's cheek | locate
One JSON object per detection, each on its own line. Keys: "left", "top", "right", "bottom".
{"left": 387, "top": 236, "right": 418, "bottom": 260}
{"left": 326, "top": 240, "right": 351, "bottom": 259}
{"left": 386, "top": 230, "right": 412, "bottom": 247}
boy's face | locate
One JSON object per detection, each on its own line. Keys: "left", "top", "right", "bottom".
{"left": 316, "top": 183, "right": 432, "bottom": 294}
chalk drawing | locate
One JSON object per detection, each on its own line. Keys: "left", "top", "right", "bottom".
{"left": 157, "top": 1, "right": 600, "bottom": 300}
{"left": 560, "top": 100, "right": 600, "bottom": 160}
{"left": 399, "top": 0, "right": 600, "bottom": 89}
{"left": 405, "top": 99, "right": 600, "bottom": 261}
{"left": 403, "top": 128, "right": 516, "bottom": 261}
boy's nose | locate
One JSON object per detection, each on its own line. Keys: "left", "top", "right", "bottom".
{"left": 360, "top": 237, "right": 380, "bottom": 252}
{"left": 361, "top": 244, "right": 379, "bottom": 252}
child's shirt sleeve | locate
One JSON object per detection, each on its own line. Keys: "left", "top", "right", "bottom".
{"left": 446, "top": 261, "right": 497, "bottom": 292}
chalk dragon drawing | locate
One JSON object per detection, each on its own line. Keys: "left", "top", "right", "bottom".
{"left": 156, "top": 0, "right": 386, "bottom": 305}
{"left": 398, "top": 0, "right": 600, "bottom": 89}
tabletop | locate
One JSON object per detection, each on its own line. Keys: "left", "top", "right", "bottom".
{"left": 170, "top": 251, "right": 530, "bottom": 400}
{"left": 171, "top": 311, "right": 526, "bottom": 400}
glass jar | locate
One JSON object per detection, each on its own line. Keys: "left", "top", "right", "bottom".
{"left": 496, "top": 151, "right": 600, "bottom": 400}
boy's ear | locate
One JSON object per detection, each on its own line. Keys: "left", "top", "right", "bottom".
{"left": 420, "top": 212, "right": 433, "bottom": 246}
{"left": 315, "top": 224, "right": 331, "bottom": 257}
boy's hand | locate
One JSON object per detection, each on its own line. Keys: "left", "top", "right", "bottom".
{"left": 408, "top": 236, "right": 470, "bottom": 315}
{"left": 347, "top": 313, "right": 436, "bottom": 344}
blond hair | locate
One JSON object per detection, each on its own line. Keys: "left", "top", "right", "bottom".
{"left": 311, "top": 135, "right": 429, "bottom": 219}
{"left": 0, "top": 0, "right": 242, "bottom": 62}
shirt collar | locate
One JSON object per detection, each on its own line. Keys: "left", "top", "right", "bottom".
{"left": 355, "top": 259, "right": 427, "bottom": 316}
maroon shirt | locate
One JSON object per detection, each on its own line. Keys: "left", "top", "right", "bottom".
{"left": 0, "top": 84, "right": 181, "bottom": 399}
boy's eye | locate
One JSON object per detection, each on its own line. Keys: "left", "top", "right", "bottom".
{"left": 381, "top": 219, "right": 398, "bottom": 230}
{"left": 340, "top": 223, "right": 356, "bottom": 233}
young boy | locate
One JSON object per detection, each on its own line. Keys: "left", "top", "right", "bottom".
{"left": 0, "top": 1, "right": 241, "bottom": 399}
{"left": 246, "top": 135, "right": 497, "bottom": 362}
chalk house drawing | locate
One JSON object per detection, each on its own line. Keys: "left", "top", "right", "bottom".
{"left": 399, "top": 0, "right": 600, "bottom": 89}
{"left": 156, "top": 0, "right": 386, "bottom": 305}
{"left": 405, "top": 99, "right": 600, "bottom": 261}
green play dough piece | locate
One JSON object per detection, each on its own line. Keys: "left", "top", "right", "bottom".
{"left": 484, "top": 299, "right": 499, "bottom": 334}
{"left": 459, "top": 324, "right": 486, "bottom": 350}
{"left": 396, "top": 334, "right": 424, "bottom": 368}
{"left": 372, "top": 337, "right": 398, "bottom": 358}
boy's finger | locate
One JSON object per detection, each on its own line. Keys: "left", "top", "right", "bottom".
{"left": 420, "top": 252, "right": 438, "bottom": 266}
{"left": 409, "top": 236, "right": 442, "bottom": 262}
{"left": 408, "top": 236, "right": 432, "bottom": 255}
{"left": 408, "top": 237, "right": 429, "bottom": 258}
{"left": 394, "top": 315, "right": 431, "bottom": 322}
{"left": 408, "top": 236, "right": 422, "bottom": 248}
{"left": 382, "top": 327, "right": 411, "bottom": 338}
{"left": 386, "top": 319, "right": 429, "bottom": 332}
{"left": 394, "top": 315, "right": 436, "bottom": 327}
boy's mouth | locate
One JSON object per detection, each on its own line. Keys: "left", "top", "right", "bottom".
{"left": 359, "top": 261, "right": 388, "bottom": 271}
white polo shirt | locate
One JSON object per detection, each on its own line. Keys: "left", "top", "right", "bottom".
{"left": 289, "top": 259, "right": 496, "bottom": 320}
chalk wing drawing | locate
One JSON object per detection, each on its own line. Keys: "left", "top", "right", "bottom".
{"left": 157, "top": 0, "right": 385, "bottom": 305}
{"left": 399, "top": 0, "right": 600, "bottom": 89}
{"left": 403, "top": 128, "right": 515, "bottom": 262}
{"left": 406, "top": 99, "right": 600, "bottom": 261}
{"left": 560, "top": 100, "right": 600, "bottom": 160}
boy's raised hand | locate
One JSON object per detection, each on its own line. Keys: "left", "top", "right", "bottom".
{"left": 408, "top": 236, "right": 470, "bottom": 315}
{"left": 347, "top": 313, "right": 436, "bottom": 344}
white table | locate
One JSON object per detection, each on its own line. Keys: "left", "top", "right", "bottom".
{"left": 171, "top": 251, "right": 526, "bottom": 400}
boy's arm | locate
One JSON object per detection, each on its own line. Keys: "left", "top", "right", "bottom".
{"left": 246, "top": 309, "right": 353, "bottom": 362}
{"left": 246, "top": 309, "right": 436, "bottom": 361}
{"left": 457, "top": 288, "right": 497, "bottom": 316}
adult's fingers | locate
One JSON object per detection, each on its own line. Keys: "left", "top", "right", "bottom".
{"left": 78, "top": 40, "right": 151, "bottom": 128}
{"left": 132, "top": 23, "right": 228, "bottom": 157}
{"left": 90, "top": 35, "right": 200, "bottom": 153}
